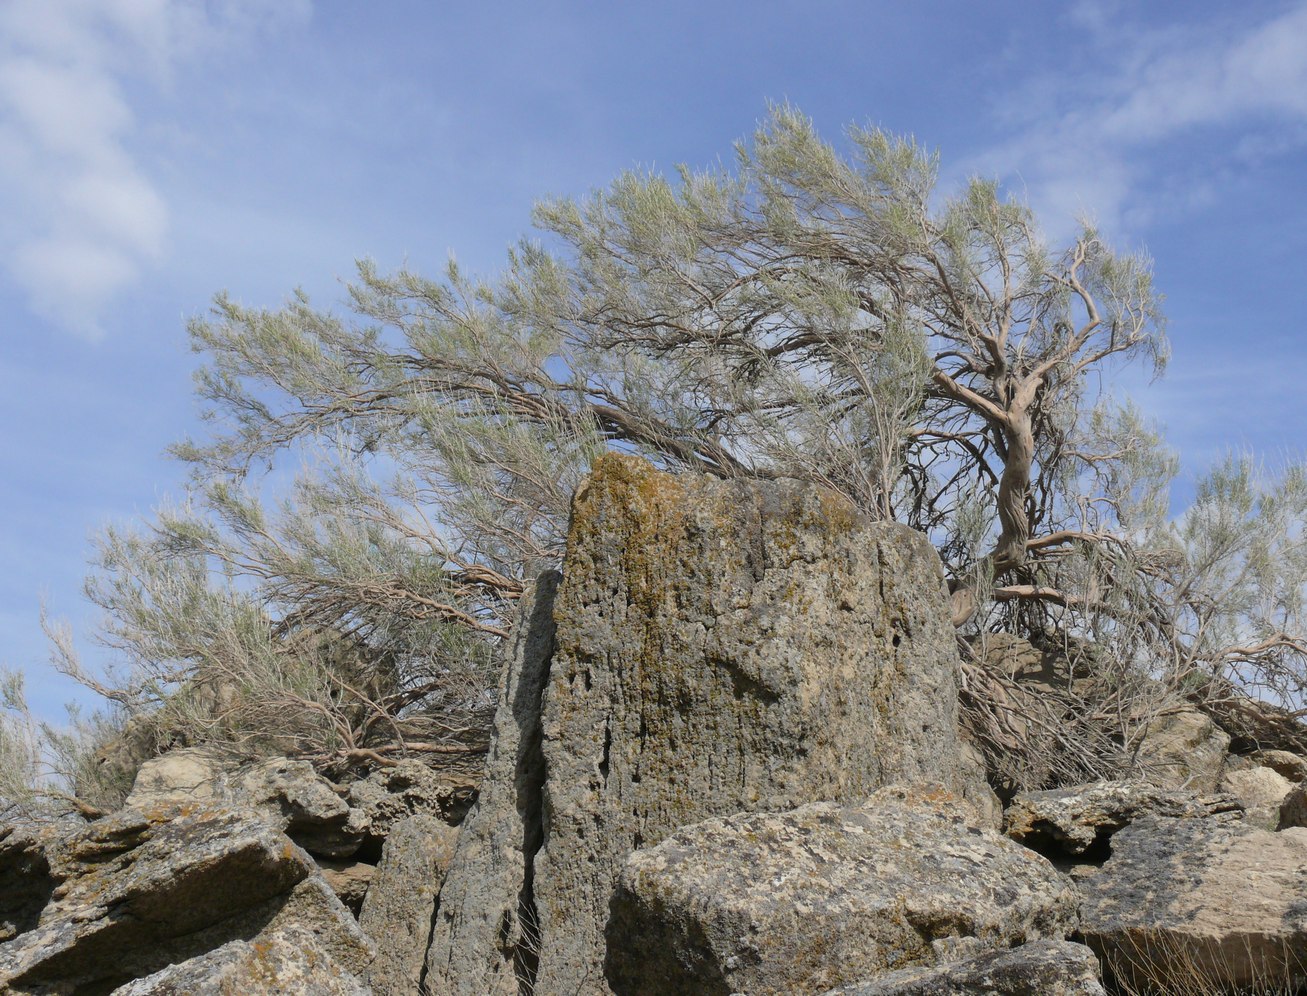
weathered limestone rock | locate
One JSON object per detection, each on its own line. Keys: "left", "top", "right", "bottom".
{"left": 530, "top": 455, "right": 988, "bottom": 994}
{"left": 823, "top": 940, "right": 1106, "bottom": 995}
{"left": 424, "top": 572, "right": 559, "bottom": 995}
{"left": 1134, "top": 707, "right": 1230, "bottom": 792}
{"left": 125, "top": 750, "right": 368, "bottom": 859}
{"left": 1078, "top": 814, "right": 1307, "bottom": 992}
{"left": 346, "top": 759, "right": 478, "bottom": 849}
{"left": 606, "top": 787, "right": 1079, "bottom": 996}
{"left": 1004, "top": 780, "right": 1243, "bottom": 858}
{"left": 1218, "top": 759, "right": 1293, "bottom": 830}
{"left": 360, "top": 814, "right": 460, "bottom": 996}
{"left": 110, "top": 925, "right": 369, "bottom": 995}
{"left": 0, "top": 804, "right": 374, "bottom": 993}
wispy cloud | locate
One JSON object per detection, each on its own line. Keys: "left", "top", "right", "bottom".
{"left": 970, "top": 2, "right": 1307, "bottom": 242}
{"left": 0, "top": 0, "right": 310, "bottom": 337}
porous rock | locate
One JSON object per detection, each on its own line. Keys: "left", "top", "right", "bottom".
{"left": 110, "top": 924, "right": 369, "bottom": 995}
{"left": 0, "top": 804, "right": 374, "bottom": 993}
{"left": 346, "top": 758, "right": 477, "bottom": 852}
{"left": 360, "top": 814, "right": 459, "bottom": 996}
{"left": 823, "top": 939, "right": 1106, "bottom": 995}
{"left": 1004, "top": 780, "right": 1243, "bottom": 858}
{"left": 317, "top": 859, "right": 376, "bottom": 917}
{"left": 531, "top": 455, "right": 990, "bottom": 994}
{"left": 1078, "top": 814, "right": 1307, "bottom": 992}
{"left": 606, "top": 786, "right": 1079, "bottom": 996}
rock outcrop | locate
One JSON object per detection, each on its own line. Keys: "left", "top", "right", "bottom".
{"left": 528, "top": 455, "right": 989, "bottom": 993}
{"left": 1134, "top": 707, "right": 1230, "bottom": 792}
{"left": 606, "top": 786, "right": 1078, "bottom": 995}
{"left": 1078, "top": 814, "right": 1307, "bottom": 992}
{"left": 0, "top": 804, "right": 373, "bottom": 994}
{"left": 823, "top": 940, "right": 1106, "bottom": 995}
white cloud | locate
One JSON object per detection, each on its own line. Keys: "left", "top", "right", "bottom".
{"left": 0, "top": 0, "right": 310, "bottom": 337}
{"left": 969, "top": 3, "right": 1307, "bottom": 243}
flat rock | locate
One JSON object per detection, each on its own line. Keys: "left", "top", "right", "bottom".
{"left": 1004, "top": 780, "right": 1243, "bottom": 857}
{"left": 1078, "top": 814, "right": 1307, "bottom": 992}
{"left": 823, "top": 939, "right": 1106, "bottom": 995}
{"left": 606, "top": 786, "right": 1079, "bottom": 996}
{"left": 110, "top": 925, "right": 369, "bottom": 995}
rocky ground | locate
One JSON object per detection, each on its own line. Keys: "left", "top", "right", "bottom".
{"left": 4, "top": 455, "right": 1307, "bottom": 994}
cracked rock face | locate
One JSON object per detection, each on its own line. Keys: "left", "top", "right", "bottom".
{"left": 606, "top": 786, "right": 1080, "bottom": 996}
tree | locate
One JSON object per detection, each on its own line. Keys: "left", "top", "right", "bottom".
{"left": 36, "top": 106, "right": 1307, "bottom": 800}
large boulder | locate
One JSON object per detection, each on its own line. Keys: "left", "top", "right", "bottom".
{"left": 528, "top": 455, "right": 989, "bottom": 994}
{"left": 606, "top": 786, "right": 1079, "bottom": 996}
{"left": 0, "top": 804, "right": 374, "bottom": 993}
{"left": 360, "top": 814, "right": 460, "bottom": 996}
{"left": 110, "top": 925, "right": 369, "bottom": 995}
{"left": 1078, "top": 814, "right": 1307, "bottom": 992}
{"left": 823, "top": 940, "right": 1106, "bottom": 995}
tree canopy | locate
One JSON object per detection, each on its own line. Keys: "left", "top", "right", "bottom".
{"left": 14, "top": 107, "right": 1307, "bottom": 809}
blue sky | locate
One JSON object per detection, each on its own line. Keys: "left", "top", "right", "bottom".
{"left": 2, "top": 0, "right": 1305, "bottom": 718}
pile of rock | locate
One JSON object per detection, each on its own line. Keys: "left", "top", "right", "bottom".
{"left": 7, "top": 455, "right": 1307, "bottom": 994}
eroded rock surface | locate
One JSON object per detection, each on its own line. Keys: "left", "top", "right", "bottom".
{"left": 1078, "top": 815, "right": 1307, "bottom": 992}
{"left": 823, "top": 940, "right": 1106, "bottom": 995}
{"left": 606, "top": 786, "right": 1078, "bottom": 996}
{"left": 1134, "top": 707, "right": 1230, "bottom": 792}
{"left": 424, "top": 573, "right": 558, "bottom": 996}
{"left": 530, "top": 455, "right": 989, "bottom": 994}
{"left": 1218, "top": 759, "right": 1293, "bottom": 830}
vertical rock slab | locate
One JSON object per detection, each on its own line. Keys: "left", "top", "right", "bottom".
{"left": 424, "top": 572, "right": 560, "bottom": 995}
{"left": 531, "top": 454, "right": 981, "bottom": 995}
{"left": 360, "top": 815, "right": 459, "bottom": 996}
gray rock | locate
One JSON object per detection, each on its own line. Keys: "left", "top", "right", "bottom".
{"left": 606, "top": 786, "right": 1079, "bottom": 996}
{"left": 346, "top": 759, "right": 477, "bottom": 851}
{"left": 110, "top": 924, "right": 369, "bottom": 995}
{"left": 1134, "top": 707, "right": 1230, "bottom": 793}
{"left": 532, "top": 456, "right": 989, "bottom": 994}
{"left": 0, "top": 804, "right": 374, "bottom": 993}
{"left": 1279, "top": 781, "right": 1307, "bottom": 829}
{"left": 823, "top": 940, "right": 1106, "bottom": 995}
{"left": 126, "top": 749, "right": 367, "bottom": 859}
{"left": 360, "top": 814, "right": 459, "bottom": 996}
{"left": 424, "top": 572, "right": 558, "bottom": 996}
{"left": 1079, "top": 814, "right": 1307, "bottom": 992}
{"left": 1004, "top": 780, "right": 1243, "bottom": 857}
